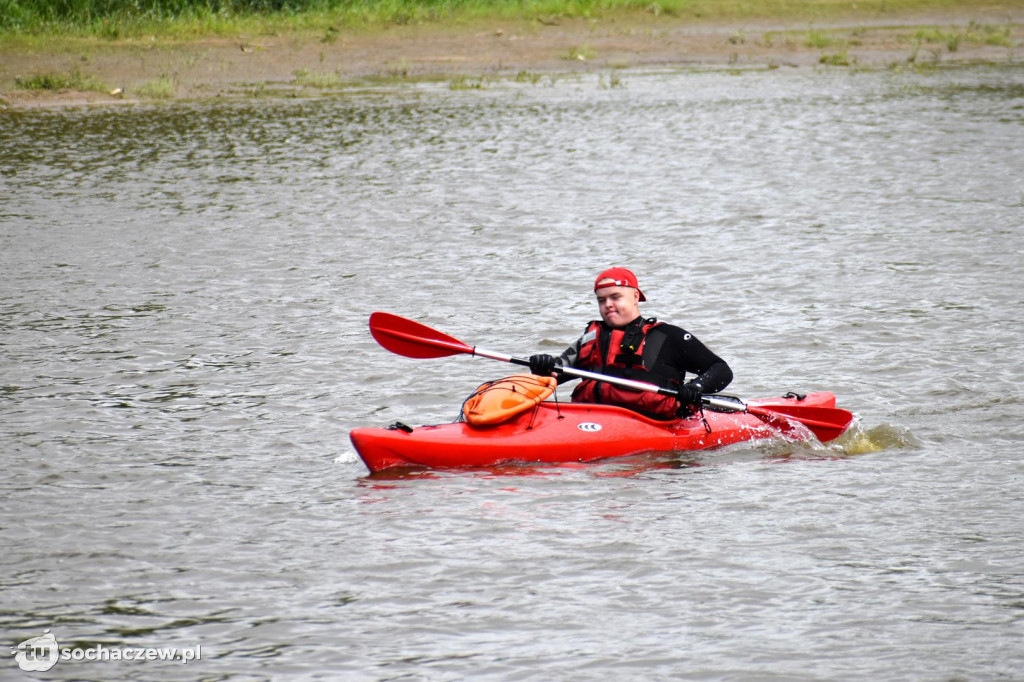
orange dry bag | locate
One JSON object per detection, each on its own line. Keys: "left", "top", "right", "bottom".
{"left": 461, "top": 374, "right": 557, "bottom": 426}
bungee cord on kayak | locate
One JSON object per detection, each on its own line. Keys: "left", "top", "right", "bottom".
{"left": 458, "top": 374, "right": 560, "bottom": 427}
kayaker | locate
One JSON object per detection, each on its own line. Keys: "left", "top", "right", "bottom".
{"left": 528, "top": 267, "right": 733, "bottom": 419}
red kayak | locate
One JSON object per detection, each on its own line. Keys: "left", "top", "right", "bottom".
{"left": 350, "top": 391, "right": 847, "bottom": 473}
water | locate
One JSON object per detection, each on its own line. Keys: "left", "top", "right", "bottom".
{"left": 2, "top": 65, "right": 1023, "bottom": 680}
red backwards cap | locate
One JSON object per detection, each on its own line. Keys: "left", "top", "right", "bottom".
{"left": 594, "top": 267, "right": 646, "bottom": 302}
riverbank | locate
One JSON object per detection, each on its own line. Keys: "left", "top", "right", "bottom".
{"left": 2, "top": 5, "right": 1022, "bottom": 108}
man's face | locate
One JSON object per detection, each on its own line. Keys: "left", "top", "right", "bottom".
{"left": 596, "top": 285, "right": 640, "bottom": 328}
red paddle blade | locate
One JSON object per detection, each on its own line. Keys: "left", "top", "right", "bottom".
{"left": 746, "top": 404, "right": 853, "bottom": 443}
{"left": 369, "top": 312, "right": 474, "bottom": 359}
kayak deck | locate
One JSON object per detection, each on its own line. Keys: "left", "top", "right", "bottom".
{"left": 350, "top": 392, "right": 845, "bottom": 473}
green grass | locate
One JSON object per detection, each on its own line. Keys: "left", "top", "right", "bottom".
{"left": 819, "top": 49, "right": 852, "bottom": 65}
{"left": 804, "top": 29, "right": 836, "bottom": 48}
{"left": 514, "top": 69, "right": 543, "bottom": 84}
{"left": 910, "top": 22, "right": 1015, "bottom": 52}
{"left": 448, "top": 74, "right": 491, "bottom": 89}
{"left": 971, "top": 21, "right": 1015, "bottom": 47}
{"left": 293, "top": 67, "right": 342, "bottom": 88}
{"left": 3, "top": 0, "right": 1022, "bottom": 38}
{"left": 14, "top": 68, "right": 109, "bottom": 92}
{"left": 136, "top": 74, "right": 177, "bottom": 97}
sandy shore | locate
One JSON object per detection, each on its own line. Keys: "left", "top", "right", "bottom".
{"left": 2, "top": 7, "right": 1022, "bottom": 108}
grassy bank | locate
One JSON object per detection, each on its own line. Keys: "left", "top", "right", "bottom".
{"left": 2, "top": 0, "right": 1021, "bottom": 107}
{"left": 3, "top": 0, "right": 1021, "bottom": 38}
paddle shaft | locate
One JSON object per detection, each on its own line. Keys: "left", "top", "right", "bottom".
{"left": 473, "top": 344, "right": 724, "bottom": 404}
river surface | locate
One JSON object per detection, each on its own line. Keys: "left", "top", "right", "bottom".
{"left": 2, "top": 65, "right": 1023, "bottom": 680}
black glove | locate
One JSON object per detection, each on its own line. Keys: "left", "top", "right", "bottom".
{"left": 676, "top": 381, "right": 703, "bottom": 407}
{"left": 529, "top": 354, "right": 557, "bottom": 376}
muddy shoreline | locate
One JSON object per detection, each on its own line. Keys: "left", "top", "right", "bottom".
{"left": 2, "top": 8, "right": 1022, "bottom": 108}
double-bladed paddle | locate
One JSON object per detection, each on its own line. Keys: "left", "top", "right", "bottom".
{"left": 368, "top": 312, "right": 853, "bottom": 442}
